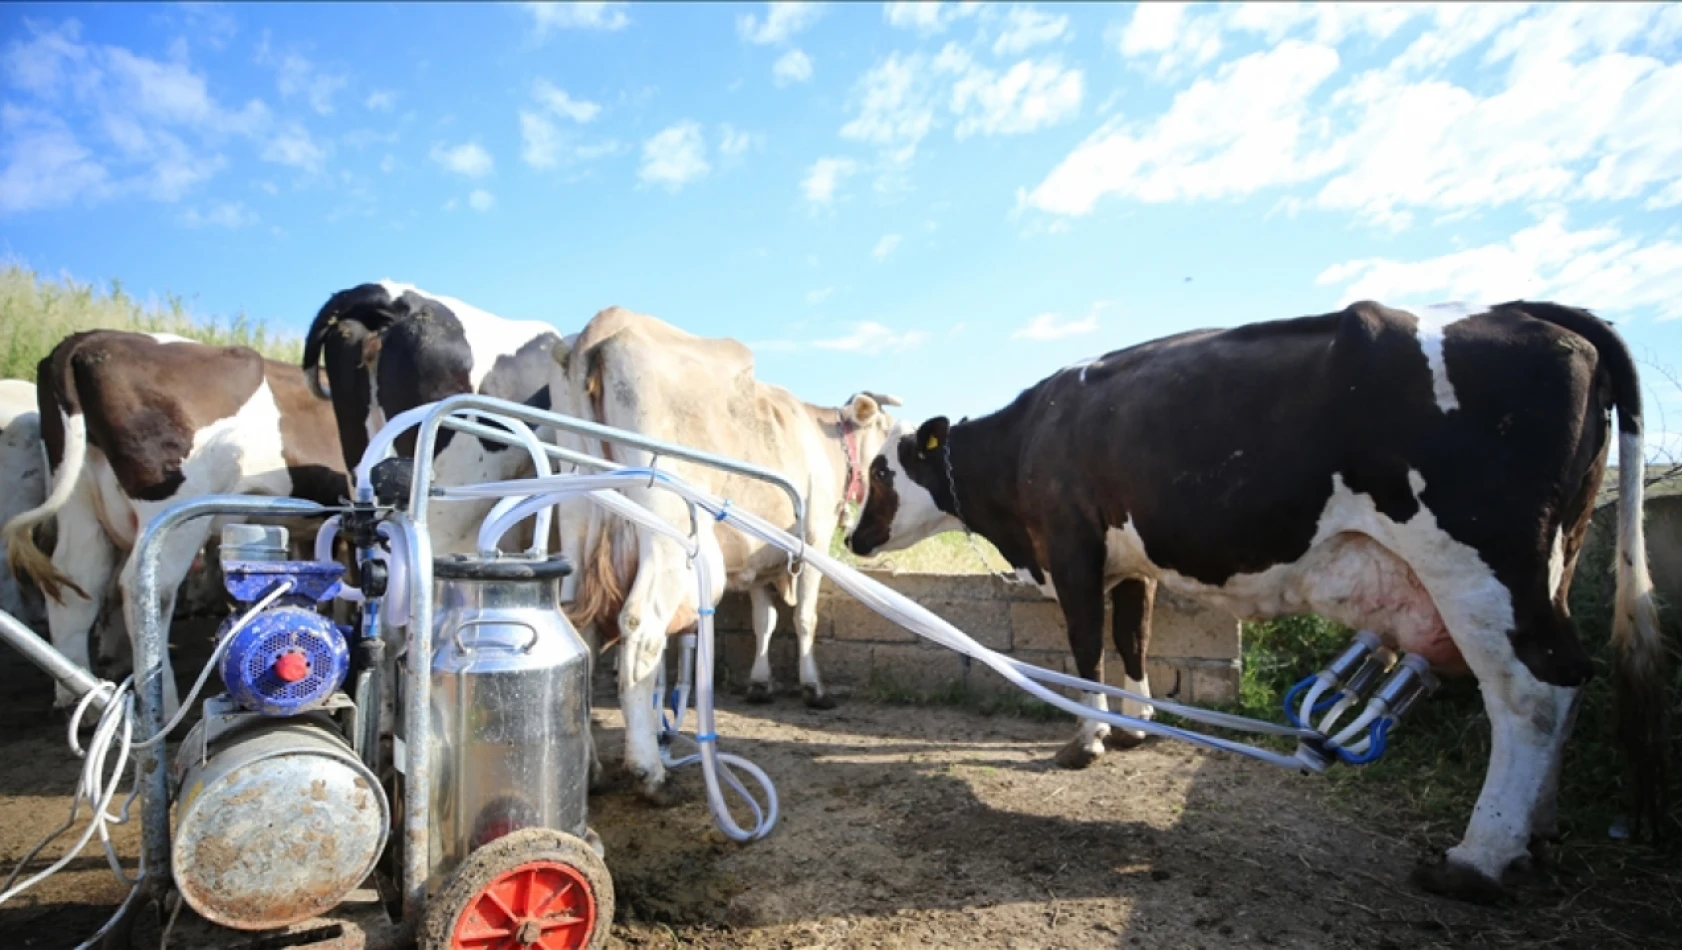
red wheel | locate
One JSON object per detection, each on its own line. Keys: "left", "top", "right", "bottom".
{"left": 423, "top": 828, "right": 613, "bottom": 950}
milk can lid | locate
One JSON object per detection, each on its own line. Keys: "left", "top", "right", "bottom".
{"left": 433, "top": 553, "right": 574, "bottom": 581}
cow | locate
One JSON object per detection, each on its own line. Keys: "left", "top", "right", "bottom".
{"left": 2, "top": 331, "right": 350, "bottom": 713}
{"left": 301, "top": 280, "right": 566, "bottom": 554}
{"left": 844, "top": 299, "right": 1665, "bottom": 905}
{"left": 1, "top": 379, "right": 49, "bottom": 631}
{"left": 552, "top": 306, "right": 902, "bottom": 801}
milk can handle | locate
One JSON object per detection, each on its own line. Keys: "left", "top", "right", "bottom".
{"left": 452, "top": 618, "right": 540, "bottom": 654}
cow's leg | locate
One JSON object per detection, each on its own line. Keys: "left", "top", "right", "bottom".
{"left": 745, "top": 586, "right": 778, "bottom": 704}
{"left": 42, "top": 496, "right": 116, "bottom": 709}
{"left": 794, "top": 566, "right": 832, "bottom": 709}
{"left": 119, "top": 515, "right": 215, "bottom": 720}
{"left": 1412, "top": 598, "right": 1582, "bottom": 903}
{"left": 1049, "top": 537, "right": 1111, "bottom": 770}
{"left": 617, "top": 535, "right": 694, "bottom": 805}
{"left": 1105, "top": 576, "right": 1156, "bottom": 749}
{"left": 1525, "top": 687, "right": 1582, "bottom": 866}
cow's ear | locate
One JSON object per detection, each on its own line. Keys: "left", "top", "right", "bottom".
{"left": 843, "top": 392, "right": 881, "bottom": 427}
{"left": 915, "top": 416, "right": 950, "bottom": 456}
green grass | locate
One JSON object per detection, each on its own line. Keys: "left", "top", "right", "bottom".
{"left": 825, "top": 520, "right": 1012, "bottom": 574}
{"left": 0, "top": 264, "right": 302, "bottom": 381}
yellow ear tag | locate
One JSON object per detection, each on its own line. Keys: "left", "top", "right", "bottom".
{"left": 925, "top": 436, "right": 940, "bottom": 450}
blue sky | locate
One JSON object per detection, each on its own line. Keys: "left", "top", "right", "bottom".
{"left": 4, "top": 2, "right": 1681, "bottom": 458}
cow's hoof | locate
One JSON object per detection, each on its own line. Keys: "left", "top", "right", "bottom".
{"left": 1104, "top": 728, "right": 1148, "bottom": 750}
{"left": 1053, "top": 738, "right": 1103, "bottom": 770}
{"left": 1527, "top": 834, "right": 1558, "bottom": 869}
{"left": 632, "top": 772, "right": 689, "bottom": 809}
{"left": 587, "top": 758, "right": 609, "bottom": 794}
{"left": 802, "top": 685, "right": 837, "bottom": 710}
{"left": 745, "top": 681, "right": 774, "bottom": 705}
{"left": 1410, "top": 857, "right": 1508, "bottom": 905}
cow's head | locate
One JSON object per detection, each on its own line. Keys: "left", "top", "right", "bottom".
{"left": 839, "top": 389, "right": 901, "bottom": 461}
{"left": 845, "top": 414, "right": 963, "bottom": 556}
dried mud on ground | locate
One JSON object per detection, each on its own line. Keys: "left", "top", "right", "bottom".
{"left": 2, "top": 642, "right": 1678, "bottom": 950}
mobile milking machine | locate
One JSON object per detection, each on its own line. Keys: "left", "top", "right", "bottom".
{"left": 0, "top": 392, "right": 1444, "bottom": 949}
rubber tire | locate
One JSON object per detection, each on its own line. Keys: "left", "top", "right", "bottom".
{"left": 421, "top": 827, "right": 614, "bottom": 950}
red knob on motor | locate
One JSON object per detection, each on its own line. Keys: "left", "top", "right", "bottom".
{"left": 274, "top": 651, "right": 310, "bottom": 683}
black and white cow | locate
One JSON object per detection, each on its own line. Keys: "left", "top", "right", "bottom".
{"left": 845, "top": 299, "right": 1665, "bottom": 904}
{"left": 301, "top": 280, "right": 567, "bottom": 554}
{"left": 3, "top": 331, "right": 349, "bottom": 712}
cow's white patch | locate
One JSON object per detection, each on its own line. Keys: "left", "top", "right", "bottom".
{"left": 1061, "top": 355, "right": 1100, "bottom": 384}
{"left": 1406, "top": 302, "right": 1479, "bottom": 414}
{"left": 875, "top": 427, "right": 962, "bottom": 553}
{"left": 1121, "top": 673, "right": 1153, "bottom": 722}
{"left": 1547, "top": 525, "right": 1566, "bottom": 600}
{"left": 1016, "top": 566, "right": 1056, "bottom": 598}
{"left": 145, "top": 332, "right": 194, "bottom": 345}
{"left": 1077, "top": 690, "right": 1111, "bottom": 752}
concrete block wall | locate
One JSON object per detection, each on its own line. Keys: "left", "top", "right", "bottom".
{"left": 708, "top": 571, "right": 1244, "bottom": 705}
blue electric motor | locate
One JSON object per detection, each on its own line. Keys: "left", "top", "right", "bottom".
{"left": 215, "top": 524, "right": 351, "bottom": 717}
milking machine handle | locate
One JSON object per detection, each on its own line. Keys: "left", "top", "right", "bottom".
{"left": 452, "top": 618, "right": 541, "bottom": 654}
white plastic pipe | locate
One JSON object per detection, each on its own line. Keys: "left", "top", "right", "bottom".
{"left": 443, "top": 471, "right": 1316, "bottom": 763}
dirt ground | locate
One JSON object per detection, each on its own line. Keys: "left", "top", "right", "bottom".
{"left": 1, "top": 636, "right": 1678, "bottom": 950}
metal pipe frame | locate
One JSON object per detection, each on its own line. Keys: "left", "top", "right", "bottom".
{"left": 414, "top": 394, "right": 810, "bottom": 548}
{"left": 0, "top": 607, "right": 110, "bottom": 710}
{"left": 131, "top": 495, "right": 329, "bottom": 904}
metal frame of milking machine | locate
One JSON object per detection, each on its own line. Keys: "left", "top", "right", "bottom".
{"left": 114, "top": 393, "right": 811, "bottom": 942}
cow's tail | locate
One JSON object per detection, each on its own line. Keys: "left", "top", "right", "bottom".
{"left": 2, "top": 377, "right": 90, "bottom": 603}
{"left": 1517, "top": 300, "right": 1668, "bottom": 834}
{"left": 301, "top": 301, "right": 338, "bottom": 400}
{"left": 560, "top": 346, "right": 629, "bottom": 643}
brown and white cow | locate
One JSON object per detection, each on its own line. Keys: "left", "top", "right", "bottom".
{"left": 845, "top": 299, "right": 1665, "bottom": 904}
{"left": 1, "top": 379, "right": 50, "bottom": 631}
{"left": 552, "top": 306, "right": 901, "bottom": 800}
{"left": 2, "top": 331, "right": 349, "bottom": 712}
{"left": 301, "top": 280, "right": 566, "bottom": 555}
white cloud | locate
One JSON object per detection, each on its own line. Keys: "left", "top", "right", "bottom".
{"left": 1020, "top": 40, "right": 1341, "bottom": 216}
{"left": 180, "top": 200, "right": 257, "bottom": 228}
{"left": 0, "top": 106, "right": 108, "bottom": 214}
{"left": 1317, "top": 212, "right": 1682, "bottom": 322}
{"left": 519, "top": 112, "right": 561, "bottom": 169}
{"left": 801, "top": 156, "right": 856, "bottom": 205}
{"left": 262, "top": 47, "right": 347, "bottom": 115}
{"left": 773, "top": 48, "right": 814, "bottom": 86}
{"left": 841, "top": 52, "right": 937, "bottom": 164}
{"left": 1117, "top": 1, "right": 1223, "bottom": 78}
{"left": 431, "top": 141, "right": 493, "bottom": 177}
{"left": 813, "top": 321, "right": 930, "bottom": 353}
{"left": 994, "top": 5, "right": 1070, "bottom": 56}
{"left": 738, "top": 2, "right": 825, "bottom": 45}
{"left": 806, "top": 286, "right": 835, "bottom": 304}
{"left": 261, "top": 123, "right": 326, "bottom": 173}
{"left": 525, "top": 1, "right": 630, "bottom": 35}
{"left": 521, "top": 82, "right": 607, "bottom": 170}
{"left": 1011, "top": 304, "right": 1103, "bottom": 340}
{"left": 0, "top": 21, "right": 338, "bottom": 211}
{"left": 531, "top": 79, "right": 600, "bottom": 122}
{"left": 468, "top": 188, "right": 495, "bottom": 212}
{"left": 639, "top": 120, "right": 709, "bottom": 190}
{"left": 1031, "top": 4, "right": 1682, "bottom": 227}
{"left": 941, "top": 46, "right": 1084, "bottom": 138}
{"left": 718, "top": 124, "right": 759, "bottom": 156}
{"left": 379, "top": 154, "right": 396, "bottom": 173}
{"left": 872, "top": 233, "right": 902, "bottom": 260}
{"left": 1313, "top": 13, "right": 1682, "bottom": 227}
{"left": 883, "top": 1, "right": 980, "bottom": 36}
{"left": 364, "top": 90, "right": 396, "bottom": 112}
